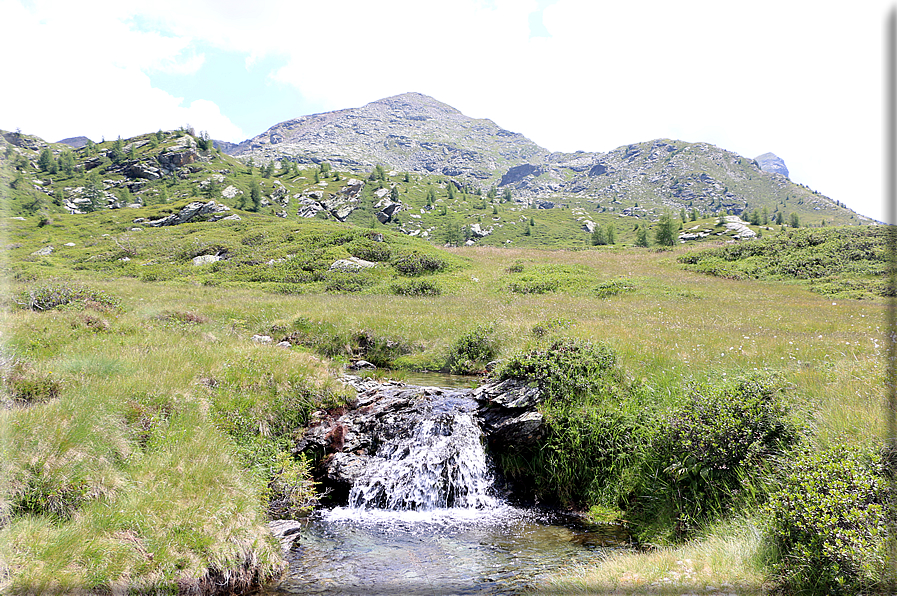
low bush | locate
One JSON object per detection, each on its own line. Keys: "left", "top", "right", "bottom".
{"left": 16, "top": 283, "right": 120, "bottom": 311}
{"left": 497, "top": 337, "right": 618, "bottom": 400}
{"left": 266, "top": 451, "right": 318, "bottom": 519}
{"left": 531, "top": 317, "right": 571, "bottom": 338}
{"left": 389, "top": 279, "right": 441, "bottom": 296}
{"left": 391, "top": 251, "right": 446, "bottom": 276}
{"left": 593, "top": 278, "right": 636, "bottom": 298}
{"left": 323, "top": 270, "right": 375, "bottom": 293}
{"left": 3, "top": 360, "right": 61, "bottom": 405}
{"left": 445, "top": 324, "right": 499, "bottom": 374}
{"left": 763, "top": 443, "right": 888, "bottom": 594}
{"left": 634, "top": 374, "right": 802, "bottom": 541}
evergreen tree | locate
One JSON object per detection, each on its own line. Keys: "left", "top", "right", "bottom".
{"left": 635, "top": 224, "right": 649, "bottom": 247}
{"left": 502, "top": 188, "right": 512, "bottom": 202}
{"left": 250, "top": 179, "right": 262, "bottom": 212}
{"left": 606, "top": 223, "right": 616, "bottom": 244}
{"left": 680, "top": 208, "right": 687, "bottom": 222}
{"left": 487, "top": 187, "right": 497, "bottom": 200}
{"left": 263, "top": 161, "right": 275, "bottom": 178}
{"left": 762, "top": 206, "right": 769, "bottom": 225}
{"left": 655, "top": 212, "right": 676, "bottom": 246}
{"left": 403, "top": 172, "right": 410, "bottom": 183}
{"left": 390, "top": 186, "right": 400, "bottom": 201}
{"left": 426, "top": 188, "right": 435, "bottom": 207}
{"left": 690, "top": 208, "right": 698, "bottom": 221}
{"left": 38, "top": 148, "right": 54, "bottom": 172}
{"left": 591, "top": 227, "right": 608, "bottom": 246}
{"left": 492, "top": 204, "right": 498, "bottom": 215}
{"left": 789, "top": 212, "right": 800, "bottom": 228}
{"left": 776, "top": 211, "right": 784, "bottom": 225}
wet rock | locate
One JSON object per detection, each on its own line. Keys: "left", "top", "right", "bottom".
{"left": 473, "top": 379, "right": 545, "bottom": 448}
{"left": 268, "top": 520, "right": 304, "bottom": 554}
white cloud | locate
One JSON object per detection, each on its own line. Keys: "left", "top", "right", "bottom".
{"left": 1, "top": 0, "right": 891, "bottom": 220}
{"left": 0, "top": 0, "right": 243, "bottom": 141}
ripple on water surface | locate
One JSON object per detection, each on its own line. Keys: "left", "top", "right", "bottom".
{"left": 271, "top": 506, "right": 623, "bottom": 595}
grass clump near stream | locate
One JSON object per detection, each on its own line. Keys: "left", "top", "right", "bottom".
{"left": 0, "top": 282, "right": 351, "bottom": 594}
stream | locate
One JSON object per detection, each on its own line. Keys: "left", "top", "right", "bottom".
{"left": 266, "top": 376, "right": 628, "bottom": 595}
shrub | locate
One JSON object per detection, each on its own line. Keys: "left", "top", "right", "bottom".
{"left": 445, "top": 324, "right": 499, "bottom": 374}
{"left": 531, "top": 317, "right": 571, "bottom": 338}
{"left": 636, "top": 374, "right": 802, "bottom": 540}
{"left": 593, "top": 278, "right": 636, "bottom": 298}
{"left": 493, "top": 338, "right": 637, "bottom": 508}
{"left": 347, "top": 238, "right": 392, "bottom": 262}
{"left": 323, "top": 270, "right": 375, "bottom": 293}
{"left": 9, "top": 464, "right": 91, "bottom": 521}
{"left": 497, "top": 337, "right": 618, "bottom": 400}
{"left": 764, "top": 444, "right": 888, "bottom": 594}
{"left": 17, "top": 283, "right": 120, "bottom": 311}
{"left": 3, "top": 361, "right": 61, "bottom": 405}
{"left": 391, "top": 251, "right": 446, "bottom": 276}
{"left": 266, "top": 451, "right": 318, "bottom": 519}
{"left": 388, "top": 279, "right": 441, "bottom": 296}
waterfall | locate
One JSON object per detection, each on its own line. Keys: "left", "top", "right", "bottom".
{"left": 347, "top": 398, "right": 499, "bottom": 511}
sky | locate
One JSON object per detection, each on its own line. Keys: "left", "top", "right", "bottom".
{"left": 1, "top": 0, "right": 893, "bottom": 222}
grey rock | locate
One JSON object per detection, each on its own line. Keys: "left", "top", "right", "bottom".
{"left": 755, "top": 152, "right": 789, "bottom": 178}
{"left": 329, "top": 257, "right": 377, "bottom": 271}
{"left": 251, "top": 334, "right": 274, "bottom": 344}
{"left": 144, "top": 201, "right": 231, "bottom": 227}
{"left": 192, "top": 254, "right": 221, "bottom": 266}
{"left": 268, "top": 520, "right": 304, "bottom": 553}
{"left": 31, "top": 246, "right": 53, "bottom": 256}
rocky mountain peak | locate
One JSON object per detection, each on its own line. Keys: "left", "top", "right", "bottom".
{"left": 754, "top": 152, "right": 789, "bottom": 178}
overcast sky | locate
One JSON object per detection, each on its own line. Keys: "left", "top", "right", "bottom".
{"left": 1, "top": 0, "right": 892, "bottom": 222}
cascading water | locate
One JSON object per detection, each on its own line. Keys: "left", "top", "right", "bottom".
{"left": 273, "top": 380, "right": 624, "bottom": 596}
{"left": 347, "top": 399, "right": 499, "bottom": 511}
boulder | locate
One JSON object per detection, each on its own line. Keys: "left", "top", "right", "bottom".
{"left": 124, "top": 162, "right": 161, "bottom": 180}
{"left": 329, "top": 257, "right": 377, "bottom": 272}
{"left": 192, "top": 254, "right": 221, "bottom": 266}
{"left": 473, "top": 379, "right": 545, "bottom": 448}
{"left": 144, "top": 201, "right": 231, "bottom": 227}
{"left": 268, "top": 520, "right": 304, "bottom": 554}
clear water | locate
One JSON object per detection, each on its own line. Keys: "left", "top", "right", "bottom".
{"left": 270, "top": 507, "right": 626, "bottom": 595}
{"left": 267, "top": 384, "right": 627, "bottom": 595}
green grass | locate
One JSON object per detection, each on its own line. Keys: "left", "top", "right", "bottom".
{"left": 0, "top": 207, "right": 887, "bottom": 592}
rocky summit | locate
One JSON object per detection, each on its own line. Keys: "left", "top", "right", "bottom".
{"left": 223, "top": 92, "right": 547, "bottom": 182}
{"left": 755, "top": 152, "right": 790, "bottom": 178}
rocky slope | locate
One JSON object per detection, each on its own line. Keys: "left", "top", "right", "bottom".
{"left": 225, "top": 93, "right": 868, "bottom": 226}
{"left": 224, "top": 92, "right": 547, "bottom": 181}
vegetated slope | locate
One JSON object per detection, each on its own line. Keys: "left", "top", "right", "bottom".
{"left": 223, "top": 93, "right": 867, "bottom": 228}
{"left": 678, "top": 226, "right": 889, "bottom": 299}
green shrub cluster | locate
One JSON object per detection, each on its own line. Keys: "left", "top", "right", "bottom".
{"left": 391, "top": 251, "right": 446, "bottom": 275}
{"left": 16, "top": 283, "right": 120, "bottom": 311}
{"left": 678, "top": 226, "right": 886, "bottom": 298}
{"left": 280, "top": 320, "right": 414, "bottom": 367}
{"left": 388, "top": 278, "right": 442, "bottom": 296}
{"left": 445, "top": 324, "right": 499, "bottom": 374}
{"left": 763, "top": 444, "right": 888, "bottom": 594}
{"left": 493, "top": 340, "right": 803, "bottom": 544}
{"left": 635, "top": 375, "right": 802, "bottom": 539}
{"left": 3, "top": 361, "right": 61, "bottom": 405}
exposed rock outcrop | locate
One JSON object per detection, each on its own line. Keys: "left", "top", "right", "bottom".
{"left": 140, "top": 201, "right": 238, "bottom": 227}
{"left": 755, "top": 152, "right": 789, "bottom": 178}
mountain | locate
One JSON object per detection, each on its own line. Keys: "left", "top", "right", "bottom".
{"left": 755, "top": 152, "right": 789, "bottom": 177}
{"left": 57, "top": 136, "right": 93, "bottom": 149}
{"left": 224, "top": 92, "right": 547, "bottom": 181}
{"left": 223, "top": 93, "right": 867, "bottom": 227}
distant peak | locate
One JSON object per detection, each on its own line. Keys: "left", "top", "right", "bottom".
{"left": 755, "top": 152, "right": 789, "bottom": 178}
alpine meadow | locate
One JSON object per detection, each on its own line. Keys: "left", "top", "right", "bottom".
{"left": 0, "top": 92, "right": 890, "bottom": 595}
